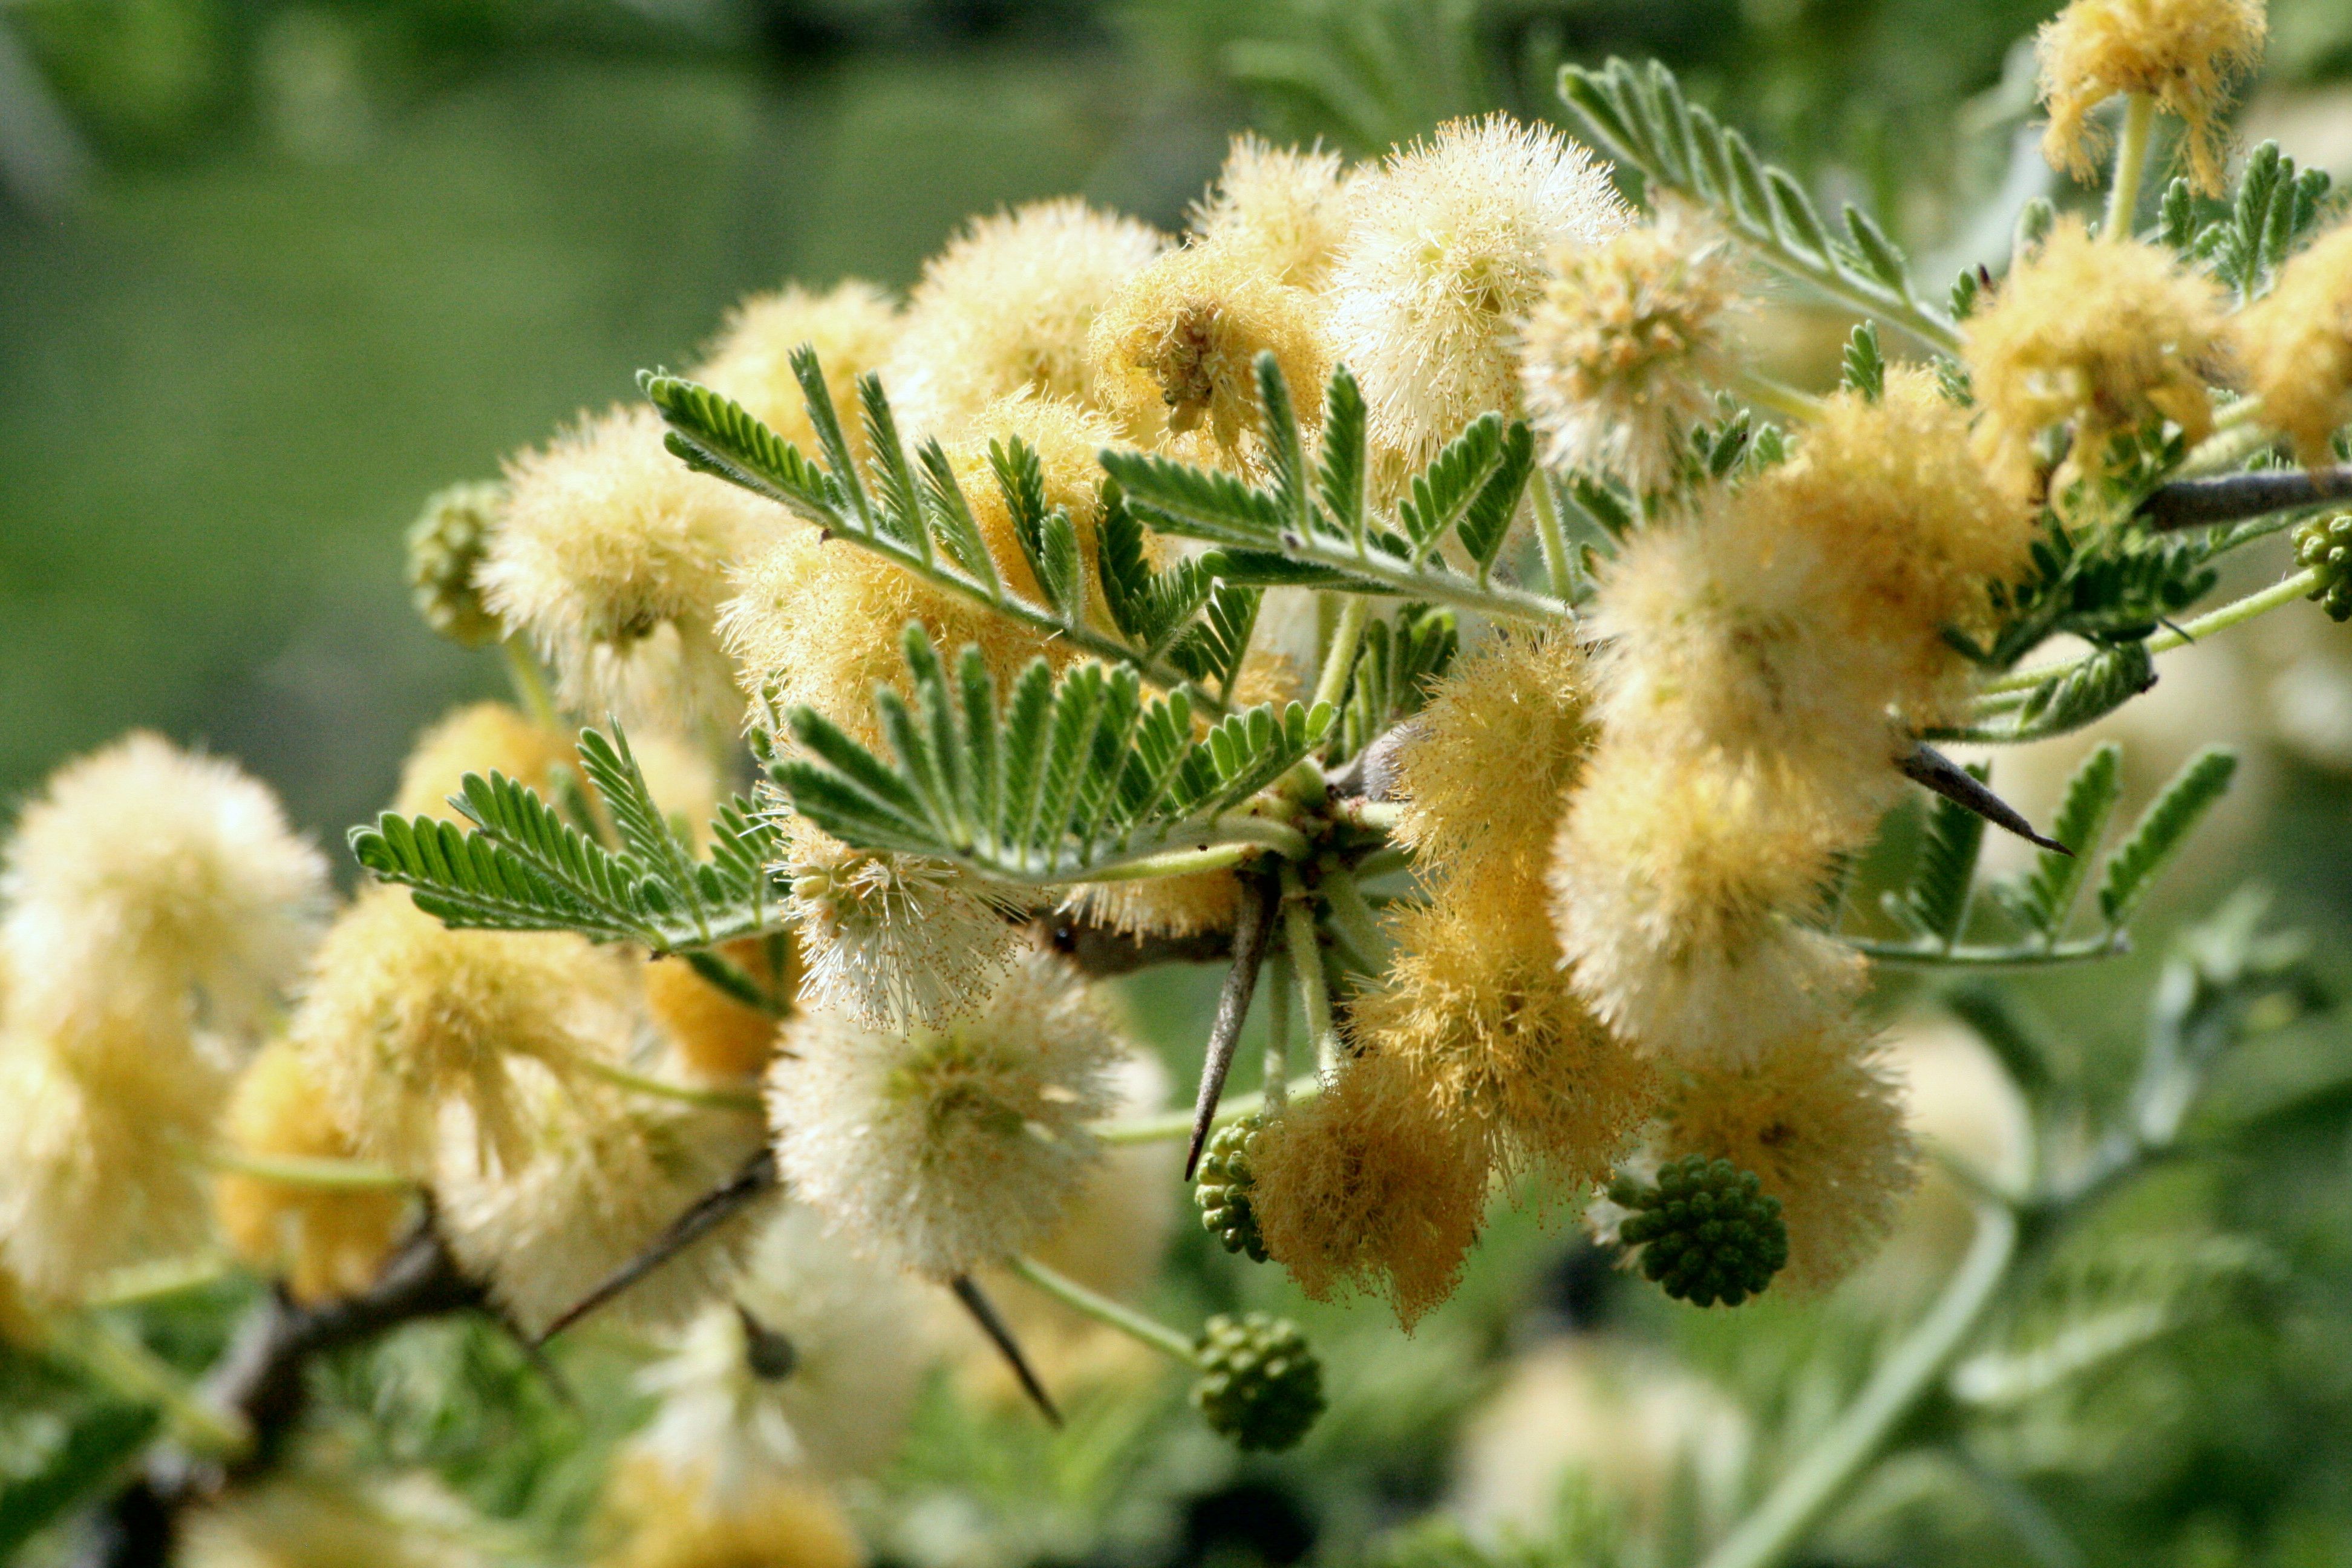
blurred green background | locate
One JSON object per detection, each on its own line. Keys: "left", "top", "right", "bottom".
{"left": 12, "top": 4, "right": 2352, "bottom": 1565}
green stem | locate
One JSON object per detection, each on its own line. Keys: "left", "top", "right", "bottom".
{"left": 1080, "top": 843, "right": 1259, "bottom": 884}
{"left": 1271, "top": 534, "right": 1571, "bottom": 624}
{"left": 1264, "top": 946, "right": 1293, "bottom": 1112}
{"left": 1528, "top": 473, "right": 1578, "bottom": 603}
{"left": 1280, "top": 865, "right": 1341, "bottom": 1075}
{"left": 43, "top": 1315, "right": 252, "bottom": 1460}
{"left": 1005, "top": 1256, "right": 1200, "bottom": 1365}
{"left": 575, "top": 1057, "right": 766, "bottom": 1114}
{"left": 192, "top": 1146, "right": 417, "bottom": 1191}
{"left": 1312, "top": 594, "right": 1373, "bottom": 713}
{"left": 83, "top": 1255, "right": 235, "bottom": 1310}
{"left": 502, "top": 638, "right": 560, "bottom": 730}
{"left": 1839, "top": 934, "right": 2128, "bottom": 969}
{"left": 1350, "top": 844, "right": 1414, "bottom": 881}
{"left": 1333, "top": 799, "right": 1403, "bottom": 836}
{"left": 1732, "top": 368, "right": 1828, "bottom": 425}
{"left": 1093, "top": 1072, "right": 1321, "bottom": 1145}
{"left": 1699, "top": 1203, "right": 2019, "bottom": 1568}
{"left": 2104, "top": 93, "right": 2157, "bottom": 242}
{"left": 1320, "top": 869, "right": 1388, "bottom": 963}
{"left": 2175, "top": 415, "right": 2275, "bottom": 479}
{"left": 1981, "top": 568, "right": 2324, "bottom": 697}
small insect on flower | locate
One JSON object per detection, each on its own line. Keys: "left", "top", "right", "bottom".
{"left": 883, "top": 197, "right": 1166, "bottom": 440}
{"left": 1963, "top": 217, "right": 2229, "bottom": 499}
{"left": 2238, "top": 224, "right": 2352, "bottom": 468}
{"left": 214, "top": 1038, "right": 410, "bottom": 1305}
{"left": 1519, "top": 204, "right": 1748, "bottom": 492}
{"left": 1, "top": 731, "right": 329, "bottom": 1048}
{"left": 691, "top": 279, "right": 901, "bottom": 462}
{"left": 1327, "top": 113, "right": 1628, "bottom": 464}
{"left": 1655, "top": 1027, "right": 1917, "bottom": 1292}
{"left": 480, "top": 403, "right": 766, "bottom": 725}
{"left": 1187, "top": 134, "right": 1356, "bottom": 290}
{"left": 2036, "top": 0, "right": 2267, "bottom": 197}
{"left": 768, "top": 952, "right": 1125, "bottom": 1281}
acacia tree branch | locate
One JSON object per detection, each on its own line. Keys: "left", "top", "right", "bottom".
{"left": 2138, "top": 465, "right": 2352, "bottom": 531}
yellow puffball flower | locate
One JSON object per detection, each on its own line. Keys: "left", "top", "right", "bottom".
{"left": 1657, "top": 1028, "right": 1918, "bottom": 1292}
{"left": 1327, "top": 113, "right": 1628, "bottom": 463}
{"left": 1963, "top": 217, "right": 2229, "bottom": 497}
{"left": 691, "top": 279, "right": 900, "bottom": 461}
{"left": 1354, "top": 884, "right": 1659, "bottom": 1187}
{"left": 883, "top": 198, "right": 1166, "bottom": 439}
{"left": 391, "top": 701, "right": 575, "bottom": 823}
{"left": 645, "top": 938, "right": 795, "bottom": 1083}
{"left": 291, "top": 886, "right": 635, "bottom": 1175}
{"left": 768, "top": 953, "right": 1124, "bottom": 1281}
{"left": 1, "top": 730, "right": 328, "bottom": 1048}
{"left": 0, "top": 1021, "right": 226, "bottom": 1302}
{"left": 2238, "top": 224, "right": 2352, "bottom": 467}
{"left": 2037, "top": 0, "right": 2265, "bottom": 198}
{"left": 1087, "top": 243, "right": 1330, "bottom": 461}
{"left": 1187, "top": 134, "right": 1355, "bottom": 289}
{"left": 1519, "top": 205, "right": 1747, "bottom": 492}
{"left": 1549, "top": 744, "right": 1865, "bottom": 1066}
{"left": 1250, "top": 1047, "right": 1491, "bottom": 1329}
{"left": 215, "top": 1039, "right": 409, "bottom": 1304}
{"left": 481, "top": 403, "right": 766, "bottom": 725}
{"left": 598, "top": 1456, "right": 865, "bottom": 1568}
{"left": 434, "top": 1071, "right": 765, "bottom": 1336}
{"left": 1394, "top": 627, "right": 1594, "bottom": 886}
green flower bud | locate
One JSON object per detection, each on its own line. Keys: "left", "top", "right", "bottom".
{"left": 1192, "top": 1312, "right": 1324, "bottom": 1452}
{"left": 2295, "top": 513, "right": 2352, "bottom": 624}
{"left": 407, "top": 481, "right": 506, "bottom": 646}
{"left": 1195, "top": 1114, "right": 1267, "bottom": 1263}
{"left": 1609, "top": 1153, "right": 1789, "bottom": 1308}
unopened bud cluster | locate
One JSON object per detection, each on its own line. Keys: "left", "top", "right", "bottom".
{"left": 1610, "top": 1154, "right": 1788, "bottom": 1308}
{"left": 1191, "top": 1312, "right": 1325, "bottom": 1452}
{"left": 1195, "top": 1115, "right": 1268, "bottom": 1263}
{"left": 2295, "top": 514, "right": 2352, "bottom": 622}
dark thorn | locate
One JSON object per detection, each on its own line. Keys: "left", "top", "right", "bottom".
{"left": 950, "top": 1275, "right": 1060, "bottom": 1427}
{"left": 2157, "top": 615, "right": 2195, "bottom": 643}
{"left": 2138, "top": 464, "right": 2352, "bottom": 531}
{"left": 736, "top": 1303, "right": 799, "bottom": 1380}
{"left": 1186, "top": 874, "right": 1282, "bottom": 1180}
{"left": 487, "top": 1305, "right": 577, "bottom": 1408}
{"left": 536, "top": 1146, "right": 780, "bottom": 1345}
{"left": 1900, "top": 743, "right": 2070, "bottom": 854}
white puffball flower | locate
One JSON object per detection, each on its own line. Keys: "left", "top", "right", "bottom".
{"left": 636, "top": 1206, "right": 930, "bottom": 1496}
{"left": 2, "top": 731, "right": 328, "bottom": 1050}
{"left": 768, "top": 953, "right": 1126, "bottom": 1280}
{"left": 1325, "top": 113, "right": 1628, "bottom": 465}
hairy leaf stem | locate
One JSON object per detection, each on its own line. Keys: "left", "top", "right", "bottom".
{"left": 501, "top": 638, "right": 559, "bottom": 730}
{"left": 1841, "top": 933, "right": 2129, "bottom": 969}
{"left": 572, "top": 1057, "right": 766, "bottom": 1115}
{"left": 1528, "top": 471, "right": 1578, "bottom": 603}
{"left": 1981, "top": 568, "right": 2323, "bottom": 697}
{"left": 2104, "top": 93, "right": 2158, "bottom": 242}
{"left": 1280, "top": 863, "right": 1342, "bottom": 1075}
{"left": 183, "top": 1146, "right": 417, "bottom": 1191}
{"left": 1312, "top": 594, "right": 1373, "bottom": 713}
{"left": 1093, "top": 1071, "right": 1321, "bottom": 1146}
{"left": 1006, "top": 1255, "right": 1200, "bottom": 1365}
{"left": 1731, "top": 368, "right": 1828, "bottom": 425}
{"left": 41, "top": 1316, "right": 253, "bottom": 1462}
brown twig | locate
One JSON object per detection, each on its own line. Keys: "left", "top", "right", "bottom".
{"left": 535, "top": 1146, "right": 780, "bottom": 1346}
{"left": 2138, "top": 465, "right": 2352, "bottom": 531}
{"left": 1184, "top": 874, "right": 1281, "bottom": 1180}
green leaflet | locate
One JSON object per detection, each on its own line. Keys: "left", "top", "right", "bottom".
{"left": 2098, "top": 747, "right": 2239, "bottom": 928}
{"left": 772, "top": 626, "right": 1333, "bottom": 886}
{"left": 1995, "top": 742, "right": 2123, "bottom": 939}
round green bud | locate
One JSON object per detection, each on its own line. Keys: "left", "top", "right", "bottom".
{"left": 1195, "top": 1114, "right": 1267, "bottom": 1263}
{"left": 2295, "top": 514, "right": 2352, "bottom": 624}
{"left": 1192, "top": 1312, "right": 1324, "bottom": 1452}
{"left": 406, "top": 481, "right": 507, "bottom": 646}
{"left": 1610, "top": 1154, "right": 1789, "bottom": 1308}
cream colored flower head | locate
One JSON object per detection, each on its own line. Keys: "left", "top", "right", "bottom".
{"left": 1327, "top": 113, "right": 1629, "bottom": 462}
{"left": 691, "top": 279, "right": 900, "bottom": 460}
{"left": 779, "top": 819, "right": 1021, "bottom": 1032}
{"left": 884, "top": 197, "right": 1165, "bottom": 440}
{"left": 1187, "top": 134, "right": 1356, "bottom": 289}
{"left": 2037, "top": 0, "right": 2265, "bottom": 198}
{"left": 1, "top": 731, "right": 328, "bottom": 1046}
{"left": 434, "top": 1068, "right": 768, "bottom": 1336}
{"left": 480, "top": 402, "right": 766, "bottom": 725}
{"left": 636, "top": 1205, "right": 929, "bottom": 1494}
{"left": 1963, "top": 215, "right": 2227, "bottom": 498}
{"left": 1519, "top": 203, "right": 1746, "bottom": 491}
{"left": 767, "top": 953, "right": 1124, "bottom": 1280}
{"left": 1087, "top": 242, "right": 1330, "bottom": 461}
{"left": 2239, "top": 223, "right": 2352, "bottom": 467}
{"left": 291, "top": 886, "right": 635, "bottom": 1174}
